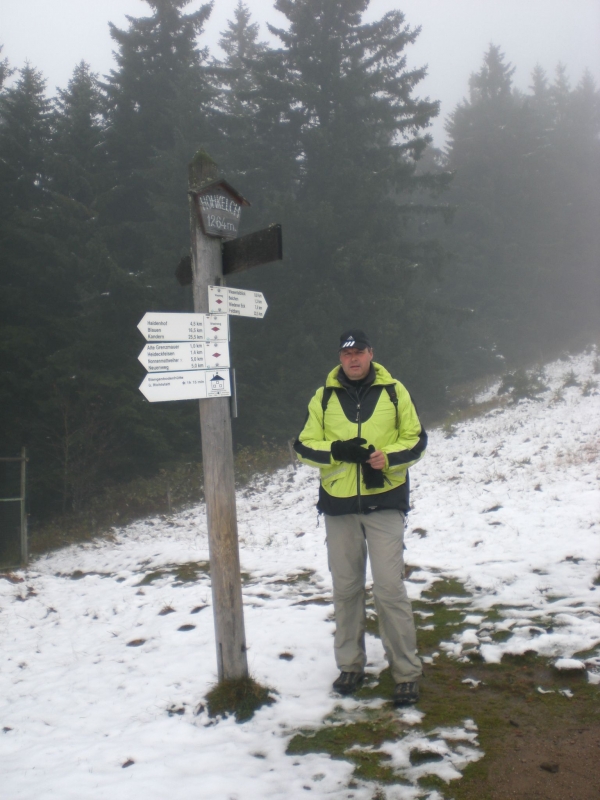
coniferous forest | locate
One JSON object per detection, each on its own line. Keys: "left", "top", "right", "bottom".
{"left": 1, "top": 0, "right": 599, "bottom": 526}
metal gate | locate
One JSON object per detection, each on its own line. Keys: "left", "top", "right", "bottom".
{"left": 0, "top": 449, "right": 28, "bottom": 568}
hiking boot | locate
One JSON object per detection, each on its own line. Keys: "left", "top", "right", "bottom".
{"left": 393, "top": 681, "right": 419, "bottom": 707}
{"left": 332, "top": 671, "right": 365, "bottom": 695}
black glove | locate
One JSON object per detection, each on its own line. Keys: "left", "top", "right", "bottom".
{"left": 331, "top": 437, "right": 371, "bottom": 463}
{"left": 362, "top": 445, "right": 385, "bottom": 489}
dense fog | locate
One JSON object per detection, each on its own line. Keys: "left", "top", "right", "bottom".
{"left": 0, "top": 0, "right": 598, "bottom": 524}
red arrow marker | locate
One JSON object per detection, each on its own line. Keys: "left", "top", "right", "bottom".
{"left": 213, "top": 353, "right": 221, "bottom": 358}
{"left": 216, "top": 299, "right": 223, "bottom": 304}
{"left": 211, "top": 327, "right": 220, "bottom": 331}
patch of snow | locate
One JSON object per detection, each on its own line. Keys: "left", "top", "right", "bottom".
{"left": 554, "top": 658, "right": 586, "bottom": 671}
{"left": 1, "top": 349, "right": 598, "bottom": 798}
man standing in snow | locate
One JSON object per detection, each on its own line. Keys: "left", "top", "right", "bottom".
{"left": 294, "top": 329, "right": 426, "bottom": 706}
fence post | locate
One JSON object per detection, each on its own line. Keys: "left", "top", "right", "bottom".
{"left": 20, "top": 448, "right": 27, "bottom": 564}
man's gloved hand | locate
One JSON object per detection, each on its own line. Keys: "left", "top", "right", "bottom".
{"left": 331, "top": 437, "right": 371, "bottom": 463}
{"left": 362, "top": 445, "right": 385, "bottom": 489}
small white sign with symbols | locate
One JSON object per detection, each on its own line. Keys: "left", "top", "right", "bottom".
{"left": 208, "top": 286, "right": 268, "bottom": 319}
{"left": 139, "top": 369, "right": 231, "bottom": 403}
{"left": 138, "top": 341, "right": 230, "bottom": 372}
{"left": 137, "top": 312, "right": 229, "bottom": 342}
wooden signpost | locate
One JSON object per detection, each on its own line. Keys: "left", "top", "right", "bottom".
{"left": 136, "top": 151, "right": 282, "bottom": 682}
{"left": 186, "top": 154, "right": 248, "bottom": 681}
{"left": 187, "top": 150, "right": 282, "bottom": 682}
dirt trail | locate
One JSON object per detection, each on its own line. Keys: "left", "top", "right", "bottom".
{"left": 487, "top": 724, "right": 600, "bottom": 799}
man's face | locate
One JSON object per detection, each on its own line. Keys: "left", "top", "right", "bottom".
{"left": 339, "top": 347, "right": 373, "bottom": 380}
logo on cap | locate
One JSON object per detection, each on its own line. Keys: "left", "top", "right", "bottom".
{"left": 341, "top": 338, "right": 356, "bottom": 348}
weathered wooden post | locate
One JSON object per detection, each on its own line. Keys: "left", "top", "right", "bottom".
{"left": 138, "top": 150, "right": 281, "bottom": 683}
{"left": 188, "top": 151, "right": 248, "bottom": 681}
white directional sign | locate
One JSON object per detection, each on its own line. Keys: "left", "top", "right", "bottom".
{"left": 138, "top": 341, "right": 230, "bottom": 372}
{"left": 137, "top": 312, "right": 229, "bottom": 342}
{"left": 208, "top": 286, "right": 268, "bottom": 319}
{"left": 139, "top": 369, "right": 231, "bottom": 403}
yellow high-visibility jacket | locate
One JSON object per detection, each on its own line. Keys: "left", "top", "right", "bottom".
{"left": 294, "top": 362, "right": 427, "bottom": 515}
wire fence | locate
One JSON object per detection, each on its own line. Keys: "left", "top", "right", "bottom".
{"left": 0, "top": 449, "right": 28, "bottom": 568}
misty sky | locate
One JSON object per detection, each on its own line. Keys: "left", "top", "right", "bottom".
{"left": 1, "top": 0, "right": 599, "bottom": 148}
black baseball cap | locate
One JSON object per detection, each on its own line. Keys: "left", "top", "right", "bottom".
{"left": 339, "top": 329, "right": 372, "bottom": 351}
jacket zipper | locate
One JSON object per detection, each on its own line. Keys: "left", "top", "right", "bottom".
{"left": 356, "top": 397, "right": 362, "bottom": 513}
{"left": 345, "top": 383, "right": 371, "bottom": 513}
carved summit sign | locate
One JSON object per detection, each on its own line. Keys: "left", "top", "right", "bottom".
{"left": 192, "top": 180, "right": 250, "bottom": 240}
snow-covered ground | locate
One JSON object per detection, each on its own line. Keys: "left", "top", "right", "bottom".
{"left": 1, "top": 349, "right": 599, "bottom": 799}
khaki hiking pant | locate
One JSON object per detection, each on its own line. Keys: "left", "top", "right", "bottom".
{"left": 324, "top": 509, "right": 422, "bottom": 684}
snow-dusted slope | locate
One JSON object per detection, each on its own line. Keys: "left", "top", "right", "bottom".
{"left": 1, "top": 349, "right": 599, "bottom": 799}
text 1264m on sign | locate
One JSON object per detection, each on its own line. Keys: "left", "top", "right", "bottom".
{"left": 193, "top": 180, "right": 249, "bottom": 240}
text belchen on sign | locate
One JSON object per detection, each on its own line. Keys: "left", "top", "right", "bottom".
{"left": 191, "top": 180, "right": 250, "bottom": 240}
{"left": 208, "top": 286, "right": 268, "bottom": 319}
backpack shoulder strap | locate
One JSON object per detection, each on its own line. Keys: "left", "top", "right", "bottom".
{"left": 321, "top": 386, "right": 334, "bottom": 427}
{"left": 384, "top": 384, "right": 398, "bottom": 408}
{"left": 384, "top": 384, "right": 399, "bottom": 427}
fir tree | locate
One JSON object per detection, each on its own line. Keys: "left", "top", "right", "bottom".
{"left": 444, "top": 47, "right": 600, "bottom": 365}
{"left": 0, "top": 46, "right": 12, "bottom": 92}
{"left": 0, "top": 54, "right": 178, "bottom": 516}
{"left": 216, "top": 1, "right": 267, "bottom": 113}
{"left": 86, "top": 0, "right": 220, "bottom": 504}
{"left": 101, "top": 0, "right": 214, "bottom": 230}
{"left": 542, "top": 67, "right": 600, "bottom": 343}
{"left": 52, "top": 61, "right": 106, "bottom": 206}
{"left": 224, "top": 0, "right": 451, "bottom": 439}
{"left": 98, "top": 0, "right": 217, "bottom": 309}
{"left": 0, "top": 64, "right": 52, "bottom": 214}
{"left": 210, "top": 1, "right": 268, "bottom": 212}
{"left": 0, "top": 64, "right": 53, "bottom": 336}
{"left": 0, "top": 65, "right": 58, "bottom": 506}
